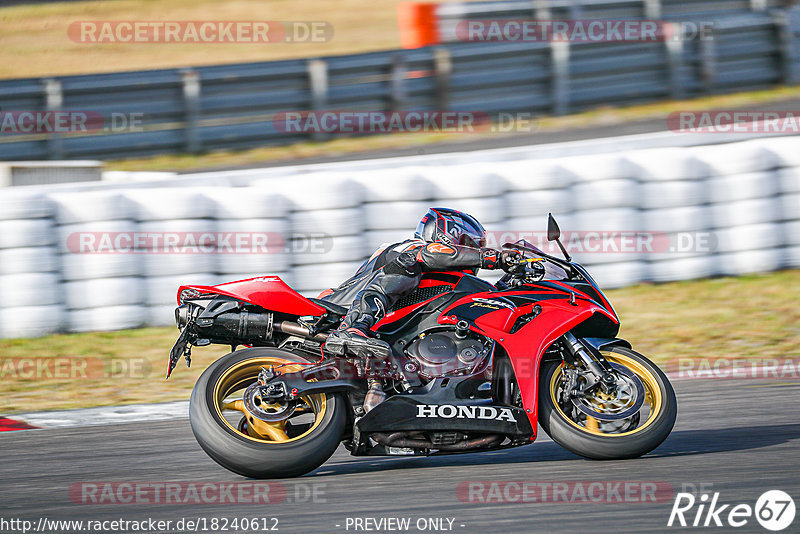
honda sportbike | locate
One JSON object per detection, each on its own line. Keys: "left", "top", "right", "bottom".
{"left": 167, "top": 215, "right": 677, "bottom": 478}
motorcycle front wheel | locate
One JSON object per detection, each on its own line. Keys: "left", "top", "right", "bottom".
{"left": 538, "top": 346, "right": 677, "bottom": 460}
{"left": 189, "top": 348, "right": 346, "bottom": 478}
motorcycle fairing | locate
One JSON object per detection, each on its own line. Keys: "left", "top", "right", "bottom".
{"left": 177, "top": 276, "right": 325, "bottom": 317}
{"left": 437, "top": 280, "right": 620, "bottom": 431}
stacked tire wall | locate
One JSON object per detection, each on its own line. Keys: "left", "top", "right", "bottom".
{"left": 0, "top": 136, "right": 798, "bottom": 338}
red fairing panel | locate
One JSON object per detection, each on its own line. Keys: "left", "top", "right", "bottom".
{"left": 177, "top": 276, "right": 325, "bottom": 316}
{"left": 439, "top": 293, "right": 618, "bottom": 434}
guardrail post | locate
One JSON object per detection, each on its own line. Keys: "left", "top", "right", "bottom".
{"left": 533, "top": 0, "right": 551, "bottom": 21}
{"left": 434, "top": 48, "right": 452, "bottom": 111}
{"left": 43, "top": 78, "right": 64, "bottom": 160}
{"left": 550, "top": 40, "right": 570, "bottom": 115}
{"left": 665, "top": 23, "right": 685, "bottom": 99}
{"left": 307, "top": 59, "right": 329, "bottom": 142}
{"left": 181, "top": 69, "right": 201, "bottom": 154}
{"left": 644, "top": 0, "right": 662, "bottom": 19}
{"left": 390, "top": 54, "right": 407, "bottom": 112}
{"left": 698, "top": 29, "right": 716, "bottom": 92}
{"left": 773, "top": 9, "right": 800, "bottom": 84}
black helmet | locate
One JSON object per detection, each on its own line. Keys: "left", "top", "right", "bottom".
{"left": 415, "top": 207, "right": 487, "bottom": 249}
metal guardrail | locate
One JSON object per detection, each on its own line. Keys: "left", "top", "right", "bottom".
{"left": 0, "top": 5, "right": 798, "bottom": 160}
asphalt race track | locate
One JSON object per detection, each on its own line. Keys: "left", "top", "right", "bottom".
{"left": 1, "top": 378, "right": 798, "bottom": 534}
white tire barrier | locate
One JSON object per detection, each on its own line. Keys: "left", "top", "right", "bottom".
{"left": 715, "top": 249, "right": 783, "bottom": 276}
{"left": 573, "top": 208, "right": 639, "bottom": 230}
{"left": 0, "top": 305, "right": 65, "bottom": 338}
{"left": 141, "top": 253, "right": 215, "bottom": 277}
{"left": 0, "top": 273, "right": 60, "bottom": 308}
{"left": 640, "top": 180, "right": 707, "bottom": 209}
{"left": 506, "top": 189, "right": 572, "bottom": 219}
{"left": 0, "top": 191, "right": 52, "bottom": 220}
{"left": 781, "top": 246, "right": 800, "bottom": 268}
{"left": 350, "top": 168, "right": 434, "bottom": 201}
{"left": 689, "top": 143, "right": 776, "bottom": 177}
{"left": 291, "top": 235, "right": 366, "bottom": 266}
{"left": 642, "top": 206, "right": 711, "bottom": 234}
{"left": 784, "top": 220, "right": 800, "bottom": 246}
{"left": 206, "top": 188, "right": 290, "bottom": 219}
{"left": 49, "top": 191, "right": 131, "bottom": 224}
{"left": 707, "top": 172, "right": 778, "bottom": 204}
{"left": 424, "top": 166, "right": 498, "bottom": 198}
{"left": 364, "top": 230, "right": 414, "bottom": 251}
{"left": 67, "top": 305, "right": 146, "bottom": 333}
{"left": 584, "top": 261, "right": 647, "bottom": 289}
{"left": 557, "top": 153, "right": 630, "bottom": 183}
{"left": 60, "top": 253, "right": 141, "bottom": 281}
{"left": 714, "top": 223, "right": 782, "bottom": 253}
{"left": 145, "top": 304, "right": 179, "bottom": 327}
{"left": 438, "top": 197, "right": 505, "bottom": 224}
{"left": 710, "top": 197, "right": 780, "bottom": 228}
{"left": 0, "top": 247, "right": 58, "bottom": 274}
{"left": 364, "top": 201, "right": 430, "bottom": 231}
{"left": 63, "top": 277, "right": 144, "bottom": 309}
{"left": 125, "top": 189, "right": 216, "bottom": 221}
{"left": 291, "top": 262, "right": 363, "bottom": 291}
{"left": 571, "top": 179, "right": 639, "bottom": 210}
{"left": 780, "top": 193, "right": 800, "bottom": 220}
{"left": 291, "top": 207, "right": 363, "bottom": 236}
{"left": 647, "top": 255, "right": 715, "bottom": 283}
{"left": 137, "top": 219, "right": 216, "bottom": 236}
{"left": 777, "top": 167, "right": 800, "bottom": 194}
{"left": 498, "top": 159, "right": 573, "bottom": 191}
{"left": 259, "top": 175, "right": 363, "bottom": 210}
{"left": 763, "top": 137, "right": 800, "bottom": 168}
{"left": 624, "top": 148, "right": 705, "bottom": 181}
{"left": 216, "top": 252, "right": 289, "bottom": 274}
{"left": 0, "top": 219, "right": 53, "bottom": 249}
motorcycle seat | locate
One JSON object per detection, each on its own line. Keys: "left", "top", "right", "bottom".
{"left": 308, "top": 298, "right": 348, "bottom": 318}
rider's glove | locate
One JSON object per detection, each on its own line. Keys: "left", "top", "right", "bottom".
{"left": 480, "top": 248, "right": 521, "bottom": 271}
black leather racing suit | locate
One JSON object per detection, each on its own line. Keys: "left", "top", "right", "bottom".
{"left": 321, "top": 238, "right": 502, "bottom": 332}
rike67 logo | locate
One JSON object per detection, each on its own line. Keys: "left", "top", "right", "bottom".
{"left": 668, "top": 490, "right": 795, "bottom": 531}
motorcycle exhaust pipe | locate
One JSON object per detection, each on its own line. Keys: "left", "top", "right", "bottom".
{"left": 372, "top": 432, "right": 503, "bottom": 451}
{"left": 273, "top": 321, "right": 329, "bottom": 342}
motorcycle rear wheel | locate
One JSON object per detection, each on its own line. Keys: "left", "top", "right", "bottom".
{"left": 538, "top": 346, "right": 676, "bottom": 460}
{"left": 189, "top": 348, "right": 346, "bottom": 478}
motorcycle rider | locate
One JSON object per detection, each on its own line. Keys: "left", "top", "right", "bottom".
{"left": 322, "top": 207, "right": 521, "bottom": 362}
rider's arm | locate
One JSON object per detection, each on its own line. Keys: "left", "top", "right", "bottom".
{"left": 414, "top": 242, "right": 513, "bottom": 271}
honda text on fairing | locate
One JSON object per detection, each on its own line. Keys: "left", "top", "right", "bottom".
{"left": 166, "top": 215, "right": 677, "bottom": 478}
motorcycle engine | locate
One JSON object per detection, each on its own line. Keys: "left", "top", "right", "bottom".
{"left": 405, "top": 331, "right": 492, "bottom": 378}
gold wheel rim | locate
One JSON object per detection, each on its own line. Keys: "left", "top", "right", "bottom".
{"left": 550, "top": 351, "right": 663, "bottom": 437}
{"left": 213, "top": 357, "right": 327, "bottom": 444}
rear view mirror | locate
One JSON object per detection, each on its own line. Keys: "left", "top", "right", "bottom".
{"left": 547, "top": 213, "right": 561, "bottom": 241}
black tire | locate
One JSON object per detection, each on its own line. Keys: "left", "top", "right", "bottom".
{"left": 189, "top": 347, "right": 346, "bottom": 478}
{"left": 538, "top": 346, "right": 677, "bottom": 460}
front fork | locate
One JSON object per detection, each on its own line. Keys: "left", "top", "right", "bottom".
{"left": 561, "top": 332, "right": 618, "bottom": 393}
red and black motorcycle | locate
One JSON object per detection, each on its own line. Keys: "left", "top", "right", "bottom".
{"left": 167, "top": 215, "right": 676, "bottom": 478}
